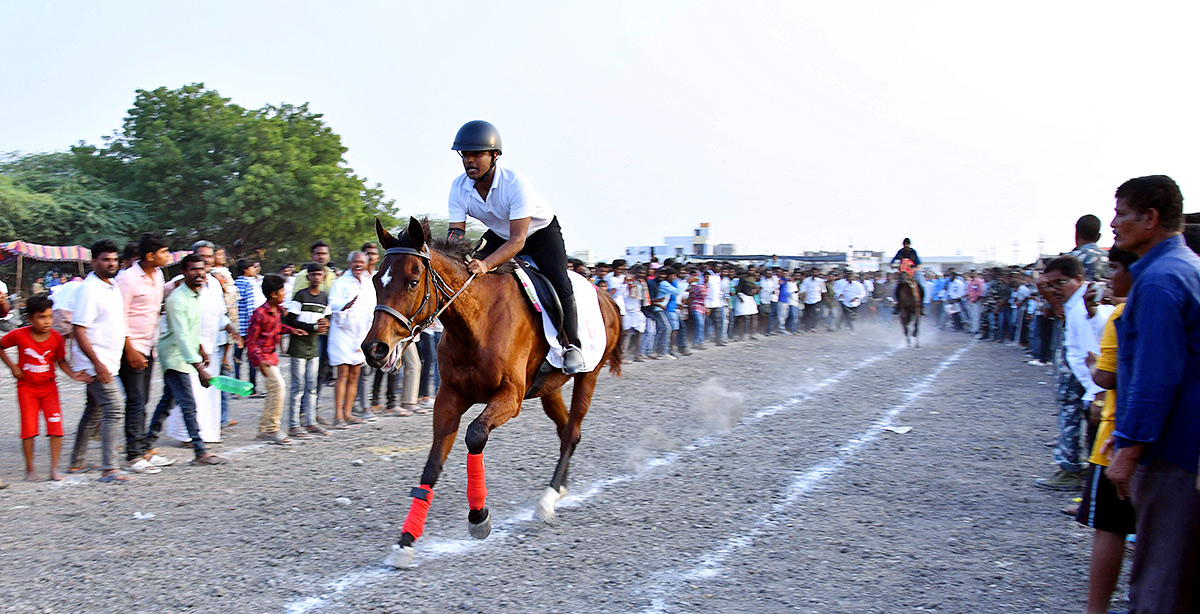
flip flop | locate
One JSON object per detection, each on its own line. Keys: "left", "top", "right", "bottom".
{"left": 96, "top": 472, "right": 132, "bottom": 484}
{"left": 67, "top": 465, "right": 97, "bottom": 474}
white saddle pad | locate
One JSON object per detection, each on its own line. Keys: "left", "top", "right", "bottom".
{"left": 514, "top": 268, "right": 607, "bottom": 373}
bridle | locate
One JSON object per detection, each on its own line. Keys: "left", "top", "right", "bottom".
{"left": 373, "top": 246, "right": 477, "bottom": 346}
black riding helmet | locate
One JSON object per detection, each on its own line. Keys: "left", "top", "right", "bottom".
{"left": 452, "top": 120, "right": 502, "bottom": 154}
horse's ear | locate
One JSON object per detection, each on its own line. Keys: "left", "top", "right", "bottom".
{"left": 407, "top": 216, "right": 426, "bottom": 250}
{"left": 376, "top": 218, "right": 399, "bottom": 249}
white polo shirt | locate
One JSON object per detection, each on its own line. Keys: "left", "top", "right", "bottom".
{"left": 705, "top": 272, "right": 724, "bottom": 308}
{"left": 799, "top": 277, "right": 825, "bottom": 304}
{"left": 839, "top": 280, "right": 867, "bottom": 307}
{"left": 72, "top": 272, "right": 128, "bottom": 375}
{"left": 448, "top": 164, "right": 554, "bottom": 239}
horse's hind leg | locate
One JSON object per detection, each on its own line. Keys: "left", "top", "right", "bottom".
{"left": 462, "top": 385, "right": 523, "bottom": 539}
{"left": 537, "top": 372, "right": 598, "bottom": 523}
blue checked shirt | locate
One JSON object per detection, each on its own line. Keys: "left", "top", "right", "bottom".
{"left": 235, "top": 277, "right": 257, "bottom": 336}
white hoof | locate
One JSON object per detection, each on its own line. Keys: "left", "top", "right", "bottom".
{"left": 535, "top": 486, "right": 562, "bottom": 523}
{"left": 384, "top": 544, "right": 414, "bottom": 569}
{"left": 468, "top": 511, "right": 492, "bottom": 539}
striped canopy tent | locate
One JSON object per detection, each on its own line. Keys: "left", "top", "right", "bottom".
{"left": 0, "top": 240, "right": 90, "bottom": 264}
{"left": 1, "top": 240, "right": 190, "bottom": 297}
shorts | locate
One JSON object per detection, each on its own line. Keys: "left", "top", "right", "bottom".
{"left": 17, "top": 384, "right": 63, "bottom": 439}
{"left": 666, "top": 311, "right": 680, "bottom": 331}
{"left": 1075, "top": 462, "right": 1136, "bottom": 535}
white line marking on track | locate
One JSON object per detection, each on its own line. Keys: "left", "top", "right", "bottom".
{"left": 636, "top": 346, "right": 971, "bottom": 614}
{"left": 281, "top": 347, "right": 903, "bottom": 613}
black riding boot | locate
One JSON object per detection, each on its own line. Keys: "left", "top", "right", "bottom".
{"left": 559, "top": 293, "right": 584, "bottom": 374}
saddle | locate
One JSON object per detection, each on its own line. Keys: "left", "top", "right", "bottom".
{"left": 512, "top": 259, "right": 565, "bottom": 337}
{"left": 511, "top": 259, "right": 565, "bottom": 399}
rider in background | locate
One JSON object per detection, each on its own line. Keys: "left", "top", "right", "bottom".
{"left": 890, "top": 238, "right": 926, "bottom": 313}
{"left": 446, "top": 121, "right": 585, "bottom": 374}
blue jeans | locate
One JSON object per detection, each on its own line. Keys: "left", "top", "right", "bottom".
{"left": 667, "top": 311, "right": 686, "bottom": 352}
{"left": 788, "top": 305, "right": 801, "bottom": 332}
{"left": 768, "top": 302, "right": 781, "bottom": 333}
{"left": 692, "top": 311, "right": 706, "bottom": 345}
{"left": 146, "top": 370, "right": 206, "bottom": 458}
{"left": 652, "top": 310, "right": 671, "bottom": 355}
{"left": 288, "top": 356, "right": 320, "bottom": 428}
{"left": 705, "top": 306, "right": 725, "bottom": 344}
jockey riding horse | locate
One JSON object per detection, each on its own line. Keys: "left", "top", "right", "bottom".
{"left": 447, "top": 120, "right": 585, "bottom": 374}
{"left": 891, "top": 237, "right": 925, "bottom": 314}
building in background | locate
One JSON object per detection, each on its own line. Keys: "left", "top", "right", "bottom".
{"left": 572, "top": 249, "right": 596, "bottom": 267}
{"left": 626, "top": 222, "right": 712, "bottom": 262}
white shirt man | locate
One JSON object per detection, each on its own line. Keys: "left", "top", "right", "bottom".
{"left": 72, "top": 272, "right": 127, "bottom": 377}
{"left": 839, "top": 279, "right": 867, "bottom": 307}
{"left": 1063, "top": 284, "right": 1114, "bottom": 402}
{"left": 704, "top": 270, "right": 724, "bottom": 310}
{"left": 799, "top": 276, "right": 825, "bottom": 305}
{"left": 832, "top": 277, "right": 848, "bottom": 301}
{"left": 328, "top": 268, "right": 377, "bottom": 366}
{"left": 0, "top": 279, "right": 10, "bottom": 323}
{"left": 760, "top": 274, "right": 779, "bottom": 304}
{"left": 604, "top": 271, "right": 627, "bottom": 316}
{"left": 785, "top": 278, "right": 800, "bottom": 307}
{"left": 448, "top": 164, "right": 553, "bottom": 239}
{"left": 946, "top": 276, "right": 967, "bottom": 301}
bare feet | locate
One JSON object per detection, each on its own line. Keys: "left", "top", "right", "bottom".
{"left": 49, "top": 468, "right": 63, "bottom": 481}
{"left": 24, "top": 471, "right": 41, "bottom": 482}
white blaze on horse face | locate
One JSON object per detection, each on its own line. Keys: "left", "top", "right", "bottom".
{"left": 380, "top": 270, "right": 393, "bottom": 289}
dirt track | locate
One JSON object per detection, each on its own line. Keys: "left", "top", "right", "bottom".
{"left": 0, "top": 320, "right": 1104, "bottom": 613}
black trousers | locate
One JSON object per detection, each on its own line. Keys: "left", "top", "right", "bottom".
{"left": 479, "top": 217, "right": 580, "bottom": 347}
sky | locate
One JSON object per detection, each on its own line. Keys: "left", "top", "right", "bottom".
{"left": 3, "top": 1, "right": 1199, "bottom": 263}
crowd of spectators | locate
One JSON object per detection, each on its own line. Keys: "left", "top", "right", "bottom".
{"left": 0, "top": 237, "right": 444, "bottom": 485}
{"left": 2, "top": 175, "right": 1200, "bottom": 613}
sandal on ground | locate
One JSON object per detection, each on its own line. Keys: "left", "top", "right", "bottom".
{"left": 96, "top": 471, "right": 132, "bottom": 483}
{"left": 346, "top": 417, "right": 367, "bottom": 426}
{"left": 67, "top": 465, "right": 97, "bottom": 474}
{"left": 330, "top": 421, "right": 350, "bottom": 430}
{"left": 381, "top": 408, "right": 412, "bottom": 417}
{"left": 191, "top": 454, "right": 228, "bottom": 466}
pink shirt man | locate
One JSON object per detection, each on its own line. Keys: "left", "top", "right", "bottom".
{"left": 966, "top": 277, "right": 985, "bottom": 303}
{"left": 116, "top": 263, "right": 165, "bottom": 356}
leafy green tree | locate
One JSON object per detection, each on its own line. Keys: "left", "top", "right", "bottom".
{"left": 73, "top": 83, "right": 397, "bottom": 257}
{"left": 0, "top": 152, "right": 147, "bottom": 245}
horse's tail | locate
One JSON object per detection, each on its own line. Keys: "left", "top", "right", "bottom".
{"left": 600, "top": 292, "right": 623, "bottom": 377}
{"left": 607, "top": 324, "right": 624, "bottom": 377}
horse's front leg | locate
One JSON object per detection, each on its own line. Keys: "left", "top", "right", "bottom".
{"left": 463, "top": 385, "right": 524, "bottom": 540}
{"left": 385, "top": 389, "right": 467, "bottom": 569}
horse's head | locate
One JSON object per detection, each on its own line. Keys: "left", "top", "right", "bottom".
{"left": 362, "top": 216, "right": 438, "bottom": 372}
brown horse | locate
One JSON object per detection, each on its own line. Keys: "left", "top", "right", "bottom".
{"left": 897, "top": 276, "right": 922, "bottom": 347}
{"left": 361, "top": 217, "right": 623, "bottom": 568}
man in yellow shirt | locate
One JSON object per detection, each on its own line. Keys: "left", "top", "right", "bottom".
{"left": 1078, "top": 247, "right": 1138, "bottom": 614}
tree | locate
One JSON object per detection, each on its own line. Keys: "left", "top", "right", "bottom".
{"left": 0, "top": 152, "right": 148, "bottom": 245}
{"left": 73, "top": 83, "right": 397, "bottom": 258}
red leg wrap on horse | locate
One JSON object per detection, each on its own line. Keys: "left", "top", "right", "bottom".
{"left": 401, "top": 485, "right": 434, "bottom": 540}
{"left": 466, "top": 453, "right": 487, "bottom": 511}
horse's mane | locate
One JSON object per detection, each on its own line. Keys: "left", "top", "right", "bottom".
{"left": 396, "top": 218, "right": 516, "bottom": 275}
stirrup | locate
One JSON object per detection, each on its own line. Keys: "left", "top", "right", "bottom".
{"left": 562, "top": 345, "right": 585, "bottom": 375}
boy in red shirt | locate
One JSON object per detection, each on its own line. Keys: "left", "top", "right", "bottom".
{"left": 0, "top": 294, "right": 91, "bottom": 481}
{"left": 246, "top": 274, "right": 307, "bottom": 444}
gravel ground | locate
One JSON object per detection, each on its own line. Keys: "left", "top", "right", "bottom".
{"left": 0, "top": 318, "right": 1111, "bottom": 613}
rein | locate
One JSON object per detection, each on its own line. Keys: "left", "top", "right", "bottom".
{"left": 374, "top": 245, "right": 477, "bottom": 346}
